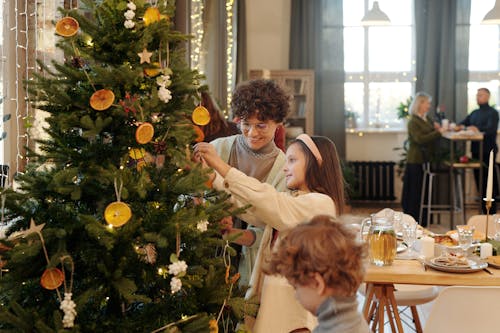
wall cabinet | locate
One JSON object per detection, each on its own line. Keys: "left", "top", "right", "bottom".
{"left": 248, "top": 69, "right": 315, "bottom": 136}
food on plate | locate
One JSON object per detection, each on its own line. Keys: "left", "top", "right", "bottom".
{"left": 446, "top": 229, "right": 485, "bottom": 241}
{"left": 486, "top": 256, "right": 500, "bottom": 267}
{"left": 432, "top": 253, "right": 470, "bottom": 267}
{"left": 432, "top": 234, "right": 457, "bottom": 247}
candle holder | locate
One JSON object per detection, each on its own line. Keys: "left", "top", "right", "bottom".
{"left": 483, "top": 198, "right": 495, "bottom": 242}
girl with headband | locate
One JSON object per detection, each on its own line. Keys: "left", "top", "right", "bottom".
{"left": 194, "top": 134, "right": 346, "bottom": 333}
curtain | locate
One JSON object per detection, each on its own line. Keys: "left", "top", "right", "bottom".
{"left": 414, "top": 0, "right": 471, "bottom": 121}
{"left": 235, "top": 0, "right": 247, "bottom": 84}
{"left": 289, "top": 0, "right": 346, "bottom": 159}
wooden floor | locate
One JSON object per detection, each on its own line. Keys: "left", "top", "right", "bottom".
{"left": 350, "top": 201, "right": 482, "bottom": 332}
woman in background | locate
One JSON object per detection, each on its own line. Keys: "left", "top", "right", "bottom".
{"left": 401, "top": 92, "right": 445, "bottom": 227}
{"left": 200, "top": 91, "right": 240, "bottom": 142}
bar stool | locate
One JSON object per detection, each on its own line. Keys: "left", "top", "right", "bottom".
{"left": 419, "top": 162, "right": 464, "bottom": 227}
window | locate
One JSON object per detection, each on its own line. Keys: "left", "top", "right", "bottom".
{"left": 344, "top": 0, "right": 414, "bottom": 129}
{"left": 468, "top": 0, "right": 500, "bottom": 111}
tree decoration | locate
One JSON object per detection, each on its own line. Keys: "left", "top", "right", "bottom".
{"left": 192, "top": 105, "right": 210, "bottom": 125}
{"left": 40, "top": 267, "right": 64, "bottom": 290}
{"left": 104, "top": 179, "right": 132, "bottom": 227}
{"left": 124, "top": 1, "right": 137, "bottom": 29}
{"left": 193, "top": 125, "right": 205, "bottom": 142}
{"left": 138, "top": 48, "right": 153, "bottom": 64}
{"left": 144, "top": 62, "right": 161, "bottom": 77}
{"left": 55, "top": 17, "right": 79, "bottom": 37}
{"left": 135, "top": 122, "right": 155, "bottom": 144}
{"left": 90, "top": 89, "right": 115, "bottom": 111}
{"left": 143, "top": 7, "right": 161, "bottom": 26}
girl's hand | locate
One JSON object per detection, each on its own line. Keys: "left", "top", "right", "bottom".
{"left": 193, "top": 142, "right": 231, "bottom": 177}
{"left": 219, "top": 216, "right": 234, "bottom": 234}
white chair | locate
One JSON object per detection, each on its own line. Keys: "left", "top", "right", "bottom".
{"left": 466, "top": 214, "right": 496, "bottom": 239}
{"left": 360, "top": 283, "right": 439, "bottom": 333}
{"left": 424, "top": 286, "right": 500, "bottom": 333}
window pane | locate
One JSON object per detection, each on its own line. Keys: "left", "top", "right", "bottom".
{"left": 344, "top": 27, "right": 364, "bottom": 72}
{"left": 345, "top": 82, "right": 364, "bottom": 123}
{"left": 369, "top": 27, "right": 412, "bottom": 71}
{"left": 368, "top": 82, "right": 412, "bottom": 127}
{"left": 468, "top": 26, "right": 499, "bottom": 71}
{"left": 343, "top": 0, "right": 364, "bottom": 26}
{"left": 470, "top": 0, "right": 496, "bottom": 24}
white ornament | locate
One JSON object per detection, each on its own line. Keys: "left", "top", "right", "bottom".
{"left": 124, "top": 10, "right": 136, "bottom": 20}
{"left": 158, "top": 86, "right": 172, "bottom": 103}
{"left": 127, "top": 1, "right": 137, "bottom": 10}
{"left": 170, "top": 277, "right": 182, "bottom": 293}
{"left": 168, "top": 260, "right": 187, "bottom": 275}
{"left": 196, "top": 220, "right": 209, "bottom": 232}
{"left": 60, "top": 292, "right": 77, "bottom": 328}
{"left": 156, "top": 75, "right": 171, "bottom": 88}
{"left": 124, "top": 20, "right": 135, "bottom": 29}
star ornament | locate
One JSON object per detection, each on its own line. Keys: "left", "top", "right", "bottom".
{"left": 138, "top": 48, "right": 153, "bottom": 64}
{"left": 8, "top": 218, "right": 46, "bottom": 240}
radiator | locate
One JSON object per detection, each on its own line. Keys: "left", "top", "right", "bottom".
{"left": 348, "top": 161, "right": 396, "bottom": 201}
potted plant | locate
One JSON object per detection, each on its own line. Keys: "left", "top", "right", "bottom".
{"left": 345, "top": 110, "right": 358, "bottom": 129}
{"left": 397, "top": 97, "right": 412, "bottom": 120}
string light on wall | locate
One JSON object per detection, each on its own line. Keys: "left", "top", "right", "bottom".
{"left": 225, "top": 0, "right": 234, "bottom": 113}
{"left": 189, "top": 0, "right": 204, "bottom": 72}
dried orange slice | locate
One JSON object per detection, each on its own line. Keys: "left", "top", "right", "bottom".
{"left": 193, "top": 125, "right": 205, "bottom": 142}
{"left": 135, "top": 122, "right": 155, "bottom": 144}
{"left": 192, "top": 106, "right": 210, "bottom": 125}
{"left": 144, "top": 62, "right": 161, "bottom": 77}
{"left": 90, "top": 89, "right": 115, "bottom": 111}
{"left": 129, "top": 148, "right": 146, "bottom": 160}
{"left": 104, "top": 201, "right": 132, "bottom": 227}
{"left": 144, "top": 7, "right": 161, "bottom": 26}
{"left": 40, "top": 267, "right": 64, "bottom": 290}
{"left": 55, "top": 17, "right": 79, "bottom": 37}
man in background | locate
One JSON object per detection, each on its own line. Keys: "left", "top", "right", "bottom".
{"left": 458, "top": 88, "right": 499, "bottom": 214}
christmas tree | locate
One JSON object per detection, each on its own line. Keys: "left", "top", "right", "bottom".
{"left": 0, "top": 1, "right": 252, "bottom": 332}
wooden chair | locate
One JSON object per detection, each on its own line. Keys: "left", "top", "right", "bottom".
{"left": 424, "top": 286, "right": 500, "bottom": 333}
{"left": 360, "top": 283, "right": 439, "bottom": 333}
{"left": 466, "top": 214, "right": 496, "bottom": 239}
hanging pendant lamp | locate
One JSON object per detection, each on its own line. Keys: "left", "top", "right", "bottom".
{"left": 361, "top": 1, "right": 391, "bottom": 26}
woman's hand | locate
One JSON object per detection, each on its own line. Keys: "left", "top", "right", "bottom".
{"left": 193, "top": 142, "right": 231, "bottom": 177}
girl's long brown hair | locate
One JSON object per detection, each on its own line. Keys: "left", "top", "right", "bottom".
{"left": 291, "top": 136, "right": 346, "bottom": 215}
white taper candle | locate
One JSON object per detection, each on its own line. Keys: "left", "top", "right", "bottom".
{"left": 486, "top": 150, "right": 494, "bottom": 201}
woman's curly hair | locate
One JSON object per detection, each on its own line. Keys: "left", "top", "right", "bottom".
{"left": 264, "top": 215, "right": 367, "bottom": 297}
{"left": 231, "top": 79, "right": 291, "bottom": 122}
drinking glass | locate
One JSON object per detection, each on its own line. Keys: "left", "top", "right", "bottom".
{"left": 402, "top": 222, "right": 417, "bottom": 255}
{"left": 494, "top": 214, "right": 500, "bottom": 241}
{"left": 456, "top": 225, "right": 475, "bottom": 256}
{"left": 393, "top": 211, "right": 403, "bottom": 235}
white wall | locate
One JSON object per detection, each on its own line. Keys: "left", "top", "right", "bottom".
{"left": 246, "top": 0, "right": 290, "bottom": 71}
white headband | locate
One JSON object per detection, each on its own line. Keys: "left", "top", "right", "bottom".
{"left": 296, "top": 134, "right": 323, "bottom": 166}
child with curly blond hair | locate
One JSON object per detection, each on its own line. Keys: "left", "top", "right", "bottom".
{"left": 265, "top": 215, "right": 369, "bottom": 333}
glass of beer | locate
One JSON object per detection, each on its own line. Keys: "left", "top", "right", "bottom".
{"left": 362, "top": 215, "right": 397, "bottom": 266}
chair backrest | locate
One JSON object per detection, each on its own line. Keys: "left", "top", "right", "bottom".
{"left": 467, "top": 214, "right": 496, "bottom": 238}
{"left": 424, "top": 286, "right": 500, "bottom": 333}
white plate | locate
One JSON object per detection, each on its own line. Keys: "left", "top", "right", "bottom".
{"left": 426, "top": 256, "right": 487, "bottom": 273}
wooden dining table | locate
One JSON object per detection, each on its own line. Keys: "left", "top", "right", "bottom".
{"left": 362, "top": 258, "right": 500, "bottom": 333}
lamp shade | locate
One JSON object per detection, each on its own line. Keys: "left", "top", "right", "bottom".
{"left": 482, "top": 0, "right": 500, "bottom": 24}
{"left": 361, "top": 1, "right": 391, "bottom": 26}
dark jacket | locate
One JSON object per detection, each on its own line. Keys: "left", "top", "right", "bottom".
{"left": 460, "top": 103, "right": 499, "bottom": 159}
